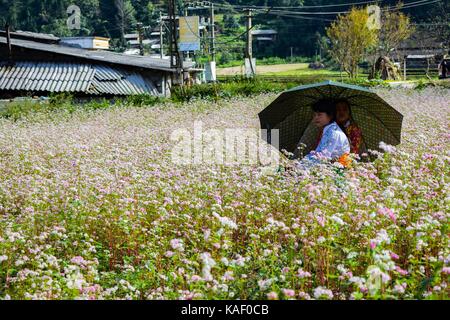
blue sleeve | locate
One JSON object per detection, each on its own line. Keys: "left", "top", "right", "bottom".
{"left": 314, "top": 127, "right": 340, "bottom": 159}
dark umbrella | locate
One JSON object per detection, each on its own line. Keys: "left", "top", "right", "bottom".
{"left": 258, "top": 80, "right": 403, "bottom": 157}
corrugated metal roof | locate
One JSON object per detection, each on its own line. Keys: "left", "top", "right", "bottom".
{"left": 0, "top": 37, "right": 194, "bottom": 72}
{"left": 0, "top": 30, "right": 60, "bottom": 43}
{"left": 0, "top": 61, "right": 159, "bottom": 96}
{"left": 89, "top": 65, "right": 158, "bottom": 96}
{"left": 0, "top": 62, "right": 95, "bottom": 92}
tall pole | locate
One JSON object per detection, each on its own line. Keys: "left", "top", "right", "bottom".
{"left": 159, "top": 12, "right": 164, "bottom": 59}
{"left": 5, "top": 23, "right": 12, "bottom": 64}
{"left": 210, "top": 2, "right": 215, "bottom": 63}
{"left": 137, "top": 22, "right": 144, "bottom": 56}
{"left": 168, "top": 0, "right": 183, "bottom": 85}
{"left": 246, "top": 9, "right": 252, "bottom": 60}
{"left": 403, "top": 56, "right": 407, "bottom": 81}
{"left": 246, "top": 9, "right": 255, "bottom": 77}
{"left": 168, "top": 0, "right": 175, "bottom": 68}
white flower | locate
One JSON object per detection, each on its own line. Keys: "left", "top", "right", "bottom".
{"left": 349, "top": 276, "right": 366, "bottom": 288}
{"left": 200, "top": 252, "right": 216, "bottom": 281}
{"left": 330, "top": 215, "right": 345, "bottom": 226}
{"left": 317, "top": 236, "right": 326, "bottom": 243}
{"left": 0, "top": 255, "right": 8, "bottom": 263}
{"left": 258, "top": 278, "right": 276, "bottom": 291}
{"left": 313, "top": 286, "right": 333, "bottom": 299}
{"left": 170, "top": 238, "right": 184, "bottom": 251}
{"left": 393, "top": 283, "right": 407, "bottom": 294}
{"left": 212, "top": 212, "right": 237, "bottom": 230}
{"left": 379, "top": 141, "right": 396, "bottom": 153}
{"left": 347, "top": 252, "right": 358, "bottom": 260}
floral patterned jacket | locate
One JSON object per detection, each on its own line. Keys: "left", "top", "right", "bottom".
{"left": 343, "top": 120, "right": 363, "bottom": 154}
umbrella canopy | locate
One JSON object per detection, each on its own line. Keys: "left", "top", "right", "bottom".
{"left": 258, "top": 80, "right": 403, "bottom": 157}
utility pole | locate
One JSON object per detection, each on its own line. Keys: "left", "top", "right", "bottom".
{"left": 210, "top": 2, "right": 216, "bottom": 63}
{"left": 136, "top": 22, "right": 144, "bottom": 56}
{"left": 245, "top": 8, "right": 255, "bottom": 77}
{"left": 185, "top": 1, "right": 215, "bottom": 82}
{"left": 168, "top": 0, "right": 183, "bottom": 85}
{"left": 5, "top": 23, "right": 12, "bottom": 64}
{"left": 246, "top": 9, "right": 252, "bottom": 61}
{"left": 159, "top": 12, "right": 164, "bottom": 59}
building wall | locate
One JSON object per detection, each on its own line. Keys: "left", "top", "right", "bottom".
{"left": 60, "top": 37, "right": 110, "bottom": 50}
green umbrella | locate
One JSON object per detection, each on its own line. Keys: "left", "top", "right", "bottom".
{"left": 258, "top": 80, "right": 403, "bottom": 157}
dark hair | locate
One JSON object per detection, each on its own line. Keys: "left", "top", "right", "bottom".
{"left": 335, "top": 98, "right": 353, "bottom": 116}
{"left": 334, "top": 98, "right": 354, "bottom": 132}
{"left": 335, "top": 98, "right": 350, "bottom": 107}
{"left": 311, "top": 99, "right": 336, "bottom": 120}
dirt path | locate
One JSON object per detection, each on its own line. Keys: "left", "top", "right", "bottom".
{"left": 216, "top": 63, "right": 308, "bottom": 76}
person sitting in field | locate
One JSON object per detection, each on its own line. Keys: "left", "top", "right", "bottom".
{"left": 335, "top": 99, "right": 364, "bottom": 155}
{"left": 298, "top": 99, "right": 351, "bottom": 168}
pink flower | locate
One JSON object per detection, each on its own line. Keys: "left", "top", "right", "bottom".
{"left": 377, "top": 207, "right": 396, "bottom": 223}
{"left": 316, "top": 215, "right": 325, "bottom": 227}
{"left": 190, "top": 275, "right": 202, "bottom": 282}
{"left": 441, "top": 267, "right": 450, "bottom": 274}
{"left": 390, "top": 252, "right": 399, "bottom": 260}
{"left": 298, "top": 292, "right": 311, "bottom": 300}
{"left": 395, "top": 266, "right": 408, "bottom": 276}
{"left": 267, "top": 292, "right": 278, "bottom": 300}
{"left": 297, "top": 269, "right": 312, "bottom": 278}
{"left": 170, "top": 239, "right": 184, "bottom": 251}
{"left": 165, "top": 251, "right": 175, "bottom": 258}
{"left": 370, "top": 240, "right": 377, "bottom": 250}
{"left": 282, "top": 288, "right": 295, "bottom": 298}
{"left": 222, "top": 271, "right": 234, "bottom": 281}
{"left": 214, "top": 194, "right": 222, "bottom": 205}
{"left": 70, "top": 256, "right": 88, "bottom": 267}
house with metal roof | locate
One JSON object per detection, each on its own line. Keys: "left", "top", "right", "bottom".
{"left": 393, "top": 28, "right": 447, "bottom": 76}
{"left": 0, "top": 30, "right": 195, "bottom": 98}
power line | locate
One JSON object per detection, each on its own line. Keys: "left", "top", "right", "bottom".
{"left": 248, "top": 0, "right": 441, "bottom": 17}
{"left": 215, "top": 0, "right": 381, "bottom": 9}
{"left": 181, "top": 7, "right": 275, "bottom": 46}
{"left": 382, "top": 0, "right": 442, "bottom": 11}
{"left": 216, "top": 0, "right": 441, "bottom": 14}
{"left": 262, "top": 12, "right": 335, "bottom": 22}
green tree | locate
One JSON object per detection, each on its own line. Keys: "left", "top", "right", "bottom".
{"left": 326, "top": 7, "right": 378, "bottom": 79}
{"left": 115, "top": 0, "right": 136, "bottom": 47}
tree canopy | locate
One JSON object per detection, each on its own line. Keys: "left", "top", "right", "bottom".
{"left": 0, "top": 0, "right": 445, "bottom": 56}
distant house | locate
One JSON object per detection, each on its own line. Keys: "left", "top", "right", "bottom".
{"left": 0, "top": 30, "right": 196, "bottom": 98}
{"left": 251, "top": 30, "right": 278, "bottom": 57}
{"left": 124, "top": 33, "right": 158, "bottom": 54}
{"left": 251, "top": 30, "right": 278, "bottom": 42}
{"left": 394, "top": 29, "right": 447, "bottom": 74}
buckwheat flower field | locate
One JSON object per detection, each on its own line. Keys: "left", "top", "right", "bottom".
{"left": 0, "top": 87, "right": 448, "bottom": 300}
